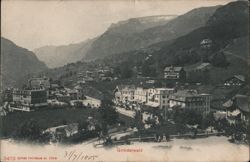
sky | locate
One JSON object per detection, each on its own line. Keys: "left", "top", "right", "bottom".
{"left": 1, "top": 0, "right": 234, "bottom": 50}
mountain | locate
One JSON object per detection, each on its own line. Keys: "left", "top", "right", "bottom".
{"left": 84, "top": 6, "right": 219, "bottom": 60}
{"left": 156, "top": 1, "right": 248, "bottom": 62}
{"left": 33, "top": 15, "right": 175, "bottom": 68}
{"left": 33, "top": 38, "right": 95, "bottom": 68}
{"left": 1, "top": 37, "right": 48, "bottom": 87}
{"left": 116, "top": 1, "right": 248, "bottom": 84}
{"left": 31, "top": 1, "right": 248, "bottom": 98}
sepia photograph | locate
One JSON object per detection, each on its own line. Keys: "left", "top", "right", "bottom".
{"left": 0, "top": 0, "right": 249, "bottom": 161}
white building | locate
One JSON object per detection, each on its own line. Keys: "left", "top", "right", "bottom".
{"left": 146, "top": 88, "right": 175, "bottom": 109}
{"left": 114, "top": 85, "right": 136, "bottom": 104}
{"left": 134, "top": 87, "right": 148, "bottom": 104}
{"left": 12, "top": 88, "right": 48, "bottom": 111}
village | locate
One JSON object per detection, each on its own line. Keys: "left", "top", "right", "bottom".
{"left": 1, "top": 0, "right": 249, "bottom": 161}
{"left": 0, "top": 60, "right": 249, "bottom": 146}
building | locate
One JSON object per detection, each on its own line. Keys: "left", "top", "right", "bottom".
{"left": 0, "top": 105, "right": 7, "bottom": 116}
{"left": 29, "top": 77, "right": 50, "bottom": 89}
{"left": 224, "top": 75, "right": 245, "bottom": 86}
{"left": 164, "top": 66, "right": 186, "bottom": 81}
{"left": 44, "top": 123, "right": 79, "bottom": 142}
{"left": 67, "top": 89, "right": 78, "bottom": 100}
{"left": 56, "top": 93, "right": 71, "bottom": 103}
{"left": 225, "top": 94, "right": 249, "bottom": 124}
{"left": 74, "top": 85, "right": 85, "bottom": 100}
{"left": 114, "top": 85, "right": 136, "bottom": 104}
{"left": 86, "top": 71, "right": 94, "bottom": 78}
{"left": 82, "top": 96, "right": 101, "bottom": 108}
{"left": 12, "top": 88, "right": 48, "bottom": 111}
{"left": 169, "top": 90, "right": 211, "bottom": 114}
{"left": 3, "top": 88, "right": 13, "bottom": 102}
{"left": 200, "top": 38, "right": 212, "bottom": 49}
{"left": 146, "top": 88, "right": 175, "bottom": 109}
{"left": 134, "top": 87, "right": 148, "bottom": 104}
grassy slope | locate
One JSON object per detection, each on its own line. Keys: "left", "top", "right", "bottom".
{"left": 1, "top": 108, "right": 100, "bottom": 137}
{"left": 0, "top": 108, "right": 135, "bottom": 138}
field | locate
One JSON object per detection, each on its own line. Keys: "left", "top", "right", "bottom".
{"left": 0, "top": 107, "right": 135, "bottom": 138}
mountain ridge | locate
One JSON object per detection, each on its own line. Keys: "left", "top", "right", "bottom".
{"left": 84, "top": 5, "right": 220, "bottom": 61}
{"left": 1, "top": 37, "right": 48, "bottom": 87}
{"left": 33, "top": 38, "right": 95, "bottom": 68}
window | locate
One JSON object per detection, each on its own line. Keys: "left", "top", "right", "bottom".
{"left": 162, "top": 95, "right": 166, "bottom": 98}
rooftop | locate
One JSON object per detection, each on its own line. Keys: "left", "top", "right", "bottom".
{"left": 234, "top": 75, "right": 245, "bottom": 82}
{"left": 171, "top": 89, "right": 199, "bottom": 97}
{"left": 164, "top": 66, "right": 183, "bottom": 72}
{"left": 235, "top": 94, "right": 249, "bottom": 113}
{"left": 196, "top": 63, "right": 211, "bottom": 70}
{"left": 156, "top": 88, "right": 175, "bottom": 91}
{"left": 117, "top": 85, "right": 136, "bottom": 90}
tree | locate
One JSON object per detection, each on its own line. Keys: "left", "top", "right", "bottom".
{"left": 16, "top": 119, "right": 43, "bottom": 141}
{"left": 211, "top": 52, "right": 229, "bottom": 67}
{"left": 78, "top": 120, "right": 89, "bottom": 132}
{"left": 134, "top": 111, "right": 144, "bottom": 131}
{"left": 121, "top": 66, "right": 133, "bottom": 79}
{"left": 185, "top": 110, "right": 203, "bottom": 125}
{"left": 202, "top": 112, "right": 216, "bottom": 129}
{"left": 113, "top": 67, "right": 121, "bottom": 77}
{"left": 231, "top": 121, "right": 246, "bottom": 141}
{"left": 173, "top": 109, "right": 202, "bottom": 125}
{"left": 99, "top": 99, "right": 118, "bottom": 126}
{"left": 141, "top": 64, "right": 157, "bottom": 77}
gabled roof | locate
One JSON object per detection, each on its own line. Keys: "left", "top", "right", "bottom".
{"left": 170, "top": 89, "right": 199, "bottom": 98}
{"left": 234, "top": 75, "right": 245, "bottom": 82}
{"left": 116, "top": 85, "right": 136, "bottom": 90}
{"left": 229, "top": 109, "right": 241, "bottom": 116}
{"left": 164, "top": 66, "right": 183, "bottom": 72}
{"left": 235, "top": 95, "right": 249, "bottom": 113}
{"left": 196, "top": 63, "right": 211, "bottom": 70}
{"left": 223, "top": 99, "right": 234, "bottom": 108}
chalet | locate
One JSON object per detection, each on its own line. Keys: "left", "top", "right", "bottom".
{"left": 12, "top": 88, "right": 48, "bottom": 111}
{"left": 224, "top": 75, "right": 245, "bottom": 86}
{"left": 164, "top": 66, "right": 186, "bottom": 81}
{"left": 169, "top": 90, "right": 211, "bottom": 114}
{"left": 224, "top": 94, "right": 249, "bottom": 124}
{"left": 200, "top": 38, "right": 212, "bottom": 49}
